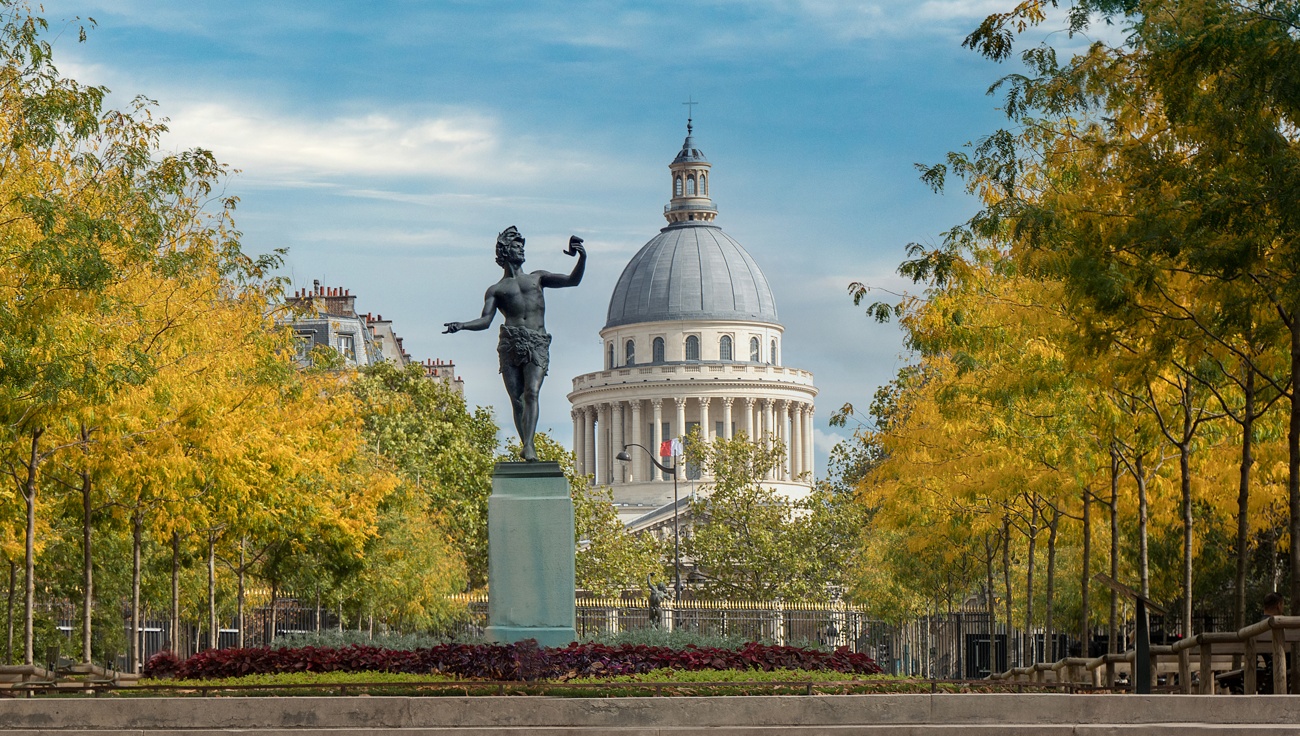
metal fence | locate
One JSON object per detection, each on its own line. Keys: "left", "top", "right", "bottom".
{"left": 46, "top": 598, "right": 1238, "bottom": 678}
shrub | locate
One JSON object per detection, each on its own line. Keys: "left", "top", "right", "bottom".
{"left": 143, "top": 641, "right": 882, "bottom": 681}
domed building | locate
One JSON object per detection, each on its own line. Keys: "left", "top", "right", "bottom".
{"left": 568, "top": 122, "right": 818, "bottom": 525}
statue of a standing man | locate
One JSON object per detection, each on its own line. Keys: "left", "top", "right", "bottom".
{"left": 443, "top": 226, "right": 585, "bottom": 462}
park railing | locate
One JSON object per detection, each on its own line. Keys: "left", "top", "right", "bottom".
{"left": 31, "top": 595, "right": 1237, "bottom": 679}
{"left": 988, "top": 615, "right": 1300, "bottom": 695}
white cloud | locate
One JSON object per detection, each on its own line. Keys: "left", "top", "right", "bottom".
{"left": 762, "top": 0, "right": 1003, "bottom": 40}
{"left": 162, "top": 103, "right": 587, "bottom": 182}
{"left": 813, "top": 426, "right": 850, "bottom": 472}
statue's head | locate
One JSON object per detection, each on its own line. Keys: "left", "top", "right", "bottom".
{"left": 495, "top": 226, "right": 525, "bottom": 267}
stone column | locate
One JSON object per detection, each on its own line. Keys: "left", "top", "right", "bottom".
{"left": 675, "top": 397, "right": 687, "bottom": 446}
{"left": 780, "top": 400, "right": 793, "bottom": 480}
{"left": 572, "top": 409, "right": 582, "bottom": 478}
{"left": 597, "top": 403, "right": 611, "bottom": 485}
{"left": 744, "top": 397, "right": 756, "bottom": 441}
{"left": 651, "top": 399, "right": 664, "bottom": 482}
{"left": 771, "top": 400, "right": 783, "bottom": 480}
{"left": 629, "top": 400, "right": 642, "bottom": 483}
{"left": 583, "top": 406, "right": 596, "bottom": 480}
{"left": 792, "top": 403, "right": 804, "bottom": 481}
{"left": 611, "top": 402, "right": 624, "bottom": 484}
{"left": 762, "top": 399, "right": 775, "bottom": 480}
{"left": 804, "top": 405, "right": 815, "bottom": 480}
{"left": 722, "top": 397, "right": 734, "bottom": 440}
{"left": 699, "top": 397, "right": 712, "bottom": 443}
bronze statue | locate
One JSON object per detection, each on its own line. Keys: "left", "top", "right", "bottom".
{"left": 647, "top": 574, "right": 670, "bottom": 628}
{"left": 443, "top": 226, "right": 585, "bottom": 462}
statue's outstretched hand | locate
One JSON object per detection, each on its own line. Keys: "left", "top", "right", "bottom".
{"left": 565, "top": 236, "right": 585, "bottom": 257}
{"left": 443, "top": 322, "right": 462, "bottom": 334}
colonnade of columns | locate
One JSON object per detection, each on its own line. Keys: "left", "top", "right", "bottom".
{"left": 571, "top": 396, "right": 815, "bottom": 487}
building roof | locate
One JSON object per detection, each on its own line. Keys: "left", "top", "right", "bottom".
{"left": 605, "top": 221, "right": 780, "bottom": 329}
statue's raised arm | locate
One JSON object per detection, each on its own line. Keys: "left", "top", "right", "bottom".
{"left": 539, "top": 236, "right": 585, "bottom": 288}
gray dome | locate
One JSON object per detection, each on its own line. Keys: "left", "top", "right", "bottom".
{"left": 605, "top": 222, "right": 779, "bottom": 329}
{"left": 673, "top": 132, "right": 707, "bottom": 164}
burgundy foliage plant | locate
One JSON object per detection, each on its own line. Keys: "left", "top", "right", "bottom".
{"left": 143, "top": 641, "right": 883, "bottom": 681}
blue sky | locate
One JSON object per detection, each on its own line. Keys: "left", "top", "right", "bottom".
{"left": 39, "top": 1, "right": 1089, "bottom": 476}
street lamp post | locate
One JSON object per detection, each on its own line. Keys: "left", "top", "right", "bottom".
{"left": 616, "top": 443, "right": 682, "bottom": 599}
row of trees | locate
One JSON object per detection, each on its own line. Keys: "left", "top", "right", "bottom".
{"left": 840, "top": 0, "right": 1300, "bottom": 658}
{"left": 0, "top": 3, "right": 499, "bottom": 667}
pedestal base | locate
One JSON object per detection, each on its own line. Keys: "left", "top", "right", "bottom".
{"left": 487, "top": 462, "right": 576, "bottom": 648}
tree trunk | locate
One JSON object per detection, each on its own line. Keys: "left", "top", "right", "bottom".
{"left": 1136, "top": 453, "right": 1151, "bottom": 599}
{"left": 1270, "top": 528, "right": 1282, "bottom": 593}
{"left": 1081, "top": 484, "right": 1091, "bottom": 656}
{"left": 1109, "top": 445, "right": 1120, "bottom": 655}
{"left": 984, "top": 532, "right": 997, "bottom": 674}
{"left": 130, "top": 512, "right": 142, "bottom": 673}
{"left": 1288, "top": 319, "right": 1299, "bottom": 618}
{"left": 1045, "top": 507, "right": 1060, "bottom": 662}
{"left": 1024, "top": 500, "right": 1038, "bottom": 664}
{"left": 237, "top": 539, "right": 245, "bottom": 649}
{"left": 269, "top": 582, "right": 278, "bottom": 644}
{"left": 21, "top": 427, "right": 43, "bottom": 665}
{"left": 1236, "top": 367, "right": 1256, "bottom": 630}
{"left": 315, "top": 586, "right": 322, "bottom": 634}
{"left": 1002, "top": 516, "right": 1013, "bottom": 666}
{"left": 170, "top": 532, "right": 180, "bottom": 653}
{"left": 1179, "top": 385, "right": 1195, "bottom": 638}
{"left": 207, "top": 534, "right": 217, "bottom": 650}
{"left": 80, "top": 438, "right": 93, "bottom": 664}
{"left": 6, "top": 560, "right": 15, "bottom": 664}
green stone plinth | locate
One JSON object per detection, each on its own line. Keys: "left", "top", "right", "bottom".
{"left": 485, "top": 462, "right": 576, "bottom": 648}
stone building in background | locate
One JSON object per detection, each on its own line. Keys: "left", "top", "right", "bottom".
{"left": 282, "top": 281, "right": 461, "bottom": 393}
{"left": 568, "top": 123, "right": 818, "bottom": 527}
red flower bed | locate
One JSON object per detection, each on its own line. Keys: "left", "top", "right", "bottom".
{"left": 144, "top": 641, "right": 882, "bottom": 681}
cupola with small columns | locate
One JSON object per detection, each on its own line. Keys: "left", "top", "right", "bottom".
{"left": 665, "top": 120, "right": 717, "bottom": 224}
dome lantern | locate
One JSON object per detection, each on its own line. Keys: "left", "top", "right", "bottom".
{"left": 665, "top": 119, "right": 716, "bottom": 224}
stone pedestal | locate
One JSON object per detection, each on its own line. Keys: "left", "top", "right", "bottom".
{"left": 485, "top": 462, "right": 576, "bottom": 647}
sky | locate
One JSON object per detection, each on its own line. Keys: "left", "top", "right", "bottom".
{"left": 36, "top": 0, "right": 1084, "bottom": 477}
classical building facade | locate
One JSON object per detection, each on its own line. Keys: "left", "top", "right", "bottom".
{"left": 282, "top": 282, "right": 462, "bottom": 392}
{"left": 568, "top": 123, "right": 818, "bottom": 525}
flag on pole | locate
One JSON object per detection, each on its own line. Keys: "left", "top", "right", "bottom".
{"left": 670, "top": 438, "right": 683, "bottom": 457}
{"left": 659, "top": 440, "right": 673, "bottom": 457}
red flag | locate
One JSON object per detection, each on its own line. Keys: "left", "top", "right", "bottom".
{"left": 660, "top": 440, "right": 673, "bottom": 457}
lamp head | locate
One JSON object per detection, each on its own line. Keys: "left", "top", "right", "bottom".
{"left": 615, "top": 451, "right": 632, "bottom": 462}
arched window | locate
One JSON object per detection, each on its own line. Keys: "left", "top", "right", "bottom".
{"left": 700, "top": 174, "right": 707, "bottom": 196}
{"left": 625, "top": 339, "right": 635, "bottom": 366}
{"left": 652, "top": 337, "right": 665, "bottom": 363}
{"left": 749, "top": 337, "right": 760, "bottom": 362}
{"left": 674, "top": 177, "right": 683, "bottom": 196}
{"left": 770, "top": 339, "right": 778, "bottom": 365}
{"left": 686, "top": 176, "right": 696, "bottom": 196}
{"left": 685, "top": 335, "right": 700, "bottom": 361}
{"left": 719, "top": 335, "right": 733, "bottom": 361}
{"left": 607, "top": 343, "right": 614, "bottom": 370}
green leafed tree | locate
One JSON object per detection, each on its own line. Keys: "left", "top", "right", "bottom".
{"left": 351, "top": 362, "right": 498, "bottom": 588}
{"left": 684, "top": 434, "right": 855, "bottom": 602}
